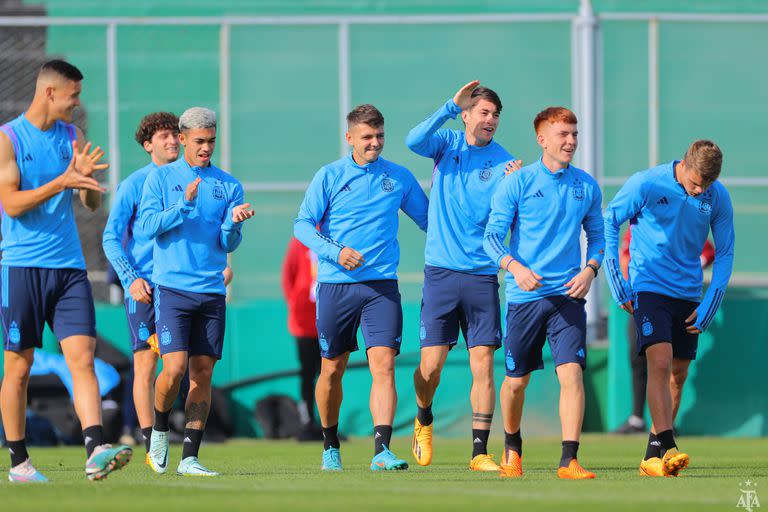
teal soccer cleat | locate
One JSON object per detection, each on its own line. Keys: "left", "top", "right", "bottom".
{"left": 177, "top": 456, "right": 219, "bottom": 476}
{"left": 370, "top": 445, "right": 409, "bottom": 471}
{"left": 8, "top": 459, "right": 48, "bottom": 483}
{"left": 85, "top": 444, "right": 132, "bottom": 481}
{"left": 321, "top": 447, "right": 343, "bottom": 471}
{"left": 148, "top": 429, "right": 170, "bottom": 474}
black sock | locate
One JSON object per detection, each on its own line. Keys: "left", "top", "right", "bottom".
{"left": 656, "top": 429, "right": 676, "bottom": 451}
{"left": 472, "top": 429, "right": 491, "bottom": 458}
{"left": 83, "top": 425, "right": 104, "bottom": 458}
{"left": 154, "top": 408, "right": 171, "bottom": 432}
{"left": 142, "top": 427, "right": 153, "bottom": 453}
{"left": 560, "top": 440, "right": 580, "bottom": 467}
{"left": 504, "top": 430, "right": 523, "bottom": 458}
{"left": 417, "top": 404, "right": 433, "bottom": 427}
{"left": 374, "top": 425, "right": 393, "bottom": 455}
{"left": 181, "top": 428, "right": 204, "bottom": 460}
{"left": 7, "top": 439, "right": 29, "bottom": 468}
{"left": 322, "top": 424, "right": 340, "bottom": 450}
{"left": 644, "top": 432, "right": 662, "bottom": 460}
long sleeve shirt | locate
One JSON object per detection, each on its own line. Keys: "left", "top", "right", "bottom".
{"left": 102, "top": 163, "right": 156, "bottom": 296}
{"left": 603, "top": 161, "right": 735, "bottom": 331}
{"left": 406, "top": 99, "right": 515, "bottom": 275}
{"left": 139, "top": 158, "right": 245, "bottom": 295}
{"left": 294, "top": 154, "right": 428, "bottom": 284}
{"left": 484, "top": 159, "right": 605, "bottom": 303}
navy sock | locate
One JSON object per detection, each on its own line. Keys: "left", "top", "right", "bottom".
{"left": 472, "top": 429, "right": 490, "bottom": 458}
{"left": 7, "top": 439, "right": 28, "bottom": 468}
{"left": 83, "top": 425, "right": 104, "bottom": 458}
{"left": 142, "top": 427, "right": 153, "bottom": 453}
{"left": 154, "top": 408, "right": 171, "bottom": 432}
{"left": 417, "top": 404, "right": 433, "bottom": 427}
{"left": 322, "top": 424, "right": 340, "bottom": 450}
{"left": 656, "top": 429, "right": 677, "bottom": 451}
{"left": 504, "top": 430, "right": 523, "bottom": 457}
{"left": 560, "top": 440, "right": 580, "bottom": 468}
{"left": 374, "top": 425, "right": 393, "bottom": 455}
{"left": 644, "top": 432, "right": 662, "bottom": 460}
{"left": 181, "top": 428, "right": 204, "bottom": 460}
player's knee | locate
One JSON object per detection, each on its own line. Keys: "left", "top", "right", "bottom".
{"left": 3, "top": 363, "right": 32, "bottom": 385}
{"left": 189, "top": 365, "right": 214, "bottom": 384}
{"left": 504, "top": 377, "right": 528, "bottom": 394}
{"left": 321, "top": 363, "right": 345, "bottom": 382}
{"left": 646, "top": 353, "right": 672, "bottom": 375}
{"left": 419, "top": 360, "right": 443, "bottom": 383}
{"left": 670, "top": 366, "right": 688, "bottom": 386}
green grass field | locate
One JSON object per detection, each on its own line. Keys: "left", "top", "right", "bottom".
{"left": 0, "top": 434, "right": 765, "bottom": 511}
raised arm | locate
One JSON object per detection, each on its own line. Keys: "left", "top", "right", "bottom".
{"left": 75, "top": 126, "right": 106, "bottom": 212}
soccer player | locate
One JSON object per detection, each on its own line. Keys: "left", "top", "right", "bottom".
{"left": 603, "top": 140, "right": 734, "bottom": 477}
{"left": 406, "top": 80, "right": 520, "bottom": 471}
{"left": 294, "top": 104, "right": 428, "bottom": 472}
{"left": 484, "top": 107, "right": 604, "bottom": 479}
{"left": 0, "top": 59, "right": 132, "bottom": 482}
{"left": 140, "top": 107, "right": 253, "bottom": 476}
{"left": 102, "top": 112, "right": 180, "bottom": 463}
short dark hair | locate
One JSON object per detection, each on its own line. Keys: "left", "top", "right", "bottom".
{"left": 39, "top": 59, "right": 83, "bottom": 82}
{"left": 346, "top": 104, "right": 384, "bottom": 128}
{"left": 685, "top": 139, "right": 723, "bottom": 183}
{"left": 135, "top": 112, "right": 179, "bottom": 147}
{"left": 470, "top": 86, "right": 502, "bottom": 113}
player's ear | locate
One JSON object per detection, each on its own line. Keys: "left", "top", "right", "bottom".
{"left": 536, "top": 131, "right": 545, "bottom": 149}
{"left": 143, "top": 140, "right": 152, "bottom": 153}
{"left": 178, "top": 131, "right": 187, "bottom": 146}
{"left": 345, "top": 130, "right": 352, "bottom": 145}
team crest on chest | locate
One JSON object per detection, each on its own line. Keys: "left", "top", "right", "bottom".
{"left": 213, "top": 182, "right": 225, "bottom": 200}
{"left": 698, "top": 189, "right": 713, "bottom": 215}
{"left": 572, "top": 177, "right": 585, "bottom": 201}
{"left": 381, "top": 175, "right": 394, "bottom": 193}
{"left": 479, "top": 168, "right": 492, "bottom": 182}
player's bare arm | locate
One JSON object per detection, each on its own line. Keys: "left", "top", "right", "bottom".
{"left": 74, "top": 127, "right": 107, "bottom": 211}
{"left": 0, "top": 131, "right": 101, "bottom": 217}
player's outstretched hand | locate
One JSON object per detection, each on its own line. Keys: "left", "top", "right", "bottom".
{"left": 509, "top": 261, "right": 542, "bottom": 292}
{"left": 129, "top": 277, "right": 152, "bottom": 304}
{"left": 338, "top": 247, "right": 364, "bottom": 271}
{"left": 505, "top": 160, "right": 523, "bottom": 175}
{"left": 684, "top": 310, "right": 702, "bottom": 334}
{"left": 61, "top": 157, "right": 105, "bottom": 192}
{"left": 564, "top": 268, "right": 595, "bottom": 299}
{"left": 185, "top": 177, "right": 201, "bottom": 202}
{"left": 620, "top": 300, "right": 634, "bottom": 314}
{"left": 232, "top": 203, "right": 255, "bottom": 223}
{"left": 72, "top": 140, "right": 108, "bottom": 177}
{"left": 453, "top": 80, "right": 480, "bottom": 111}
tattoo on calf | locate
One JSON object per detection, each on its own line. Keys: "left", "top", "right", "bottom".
{"left": 185, "top": 401, "right": 210, "bottom": 428}
{"left": 473, "top": 412, "right": 493, "bottom": 424}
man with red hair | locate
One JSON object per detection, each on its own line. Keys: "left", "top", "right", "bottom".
{"left": 484, "top": 107, "right": 604, "bottom": 479}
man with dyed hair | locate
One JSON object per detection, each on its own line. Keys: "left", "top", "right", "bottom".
{"left": 103, "top": 112, "right": 180, "bottom": 463}
{"left": 407, "top": 80, "right": 521, "bottom": 471}
{"left": 603, "top": 140, "right": 734, "bottom": 477}
{"left": 484, "top": 106, "right": 604, "bottom": 479}
{"left": 0, "top": 59, "right": 132, "bottom": 482}
{"left": 295, "top": 104, "right": 428, "bottom": 472}
{"left": 140, "top": 107, "right": 254, "bottom": 476}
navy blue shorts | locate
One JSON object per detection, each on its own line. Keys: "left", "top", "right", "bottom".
{"left": 419, "top": 265, "right": 501, "bottom": 349}
{"left": 125, "top": 296, "right": 156, "bottom": 353}
{"left": 154, "top": 285, "right": 226, "bottom": 359}
{"left": 633, "top": 292, "right": 699, "bottom": 360}
{"left": 1, "top": 266, "right": 96, "bottom": 352}
{"left": 503, "top": 295, "right": 587, "bottom": 377}
{"left": 315, "top": 280, "right": 402, "bottom": 359}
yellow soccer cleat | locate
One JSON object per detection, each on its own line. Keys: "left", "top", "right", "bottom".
{"left": 145, "top": 453, "right": 151, "bottom": 467}
{"left": 411, "top": 418, "right": 433, "bottom": 466}
{"left": 147, "top": 333, "right": 160, "bottom": 356}
{"left": 498, "top": 449, "right": 523, "bottom": 478}
{"left": 469, "top": 454, "right": 500, "bottom": 472}
{"left": 661, "top": 447, "right": 689, "bottom": 476}
{"left": 557, "top": 459, "right": 596, "bottom": 480}
{"left": 639, "top": 457, "right": 669, "bottom": 477}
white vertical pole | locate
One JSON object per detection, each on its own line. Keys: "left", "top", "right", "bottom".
{"left": 576, "top": 0, "right": 601, "bottom": 342}
{"left": 648, "top": 17, "right": 659, "bottom": 167}
{"left": 338, "top": 21, "right": 351, "bottom": 157}
{"left": 219, "top": 22, "right": 233, "bottom": 301}
{"left": 106, "top": 22, "right": 120, "bottom": 203}
{"left": 219, "top": 22, "right": 231, "bottom": 172}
